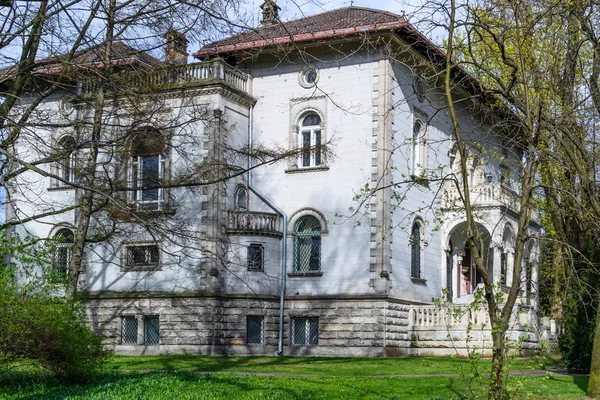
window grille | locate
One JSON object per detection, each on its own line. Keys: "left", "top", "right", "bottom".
{"left": 125, "top": 245, "right": 159, "bottom": 268}
{"left": 293, "top": 216, "right": 321, "bottom": 273}
{"left": 246, "top": 316, "right": 263, "bottom": 345}
{"left": 58, "top": 136, "right": 76, "bottom": 183}
{"left": 54, "top": 228, "right": 74, "bottom": 274}
{"left": 411, "top": 223, "right": 421, "bottom": 278}
{"left": 291, "top": 317, "right": 318, "bottom": 346}
{"left": 247, "top": 244, "right": 264, "bottom": 271}
{"left": 121, "top": 316, "right": 138, "bottom": 345}
{"left": 144, "top": 315, "right": 160, "bottom": 345}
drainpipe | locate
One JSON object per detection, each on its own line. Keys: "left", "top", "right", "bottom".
{"left": 247, "top": 105, "right": 288, "bottom": 355}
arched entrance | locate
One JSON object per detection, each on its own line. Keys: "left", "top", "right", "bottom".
{"left": 446, "top": 222, "right": 492, "bottom": 302}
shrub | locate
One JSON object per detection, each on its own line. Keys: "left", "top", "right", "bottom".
{"left": 0, "top": 233, "right": 111, "bottom": 381}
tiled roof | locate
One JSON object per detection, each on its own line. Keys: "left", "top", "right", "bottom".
{"left": 194, "top": 6, "right": 407, "bottom": 57}
{"left": 1, "top": 41, "right": 163, "bottom": 78}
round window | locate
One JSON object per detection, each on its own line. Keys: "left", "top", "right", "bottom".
{"left": 299, "top": 67, "right": 319, "bottom": 88}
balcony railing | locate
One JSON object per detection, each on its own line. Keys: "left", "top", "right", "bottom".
{"left": 443, "top": 183, "right": 540, "bottom": 223}
{"left": 82, "top": 60, "right": 252, "bottom": 95}
{"left": 227, "top": 211, "right": 283, "bottom": 237}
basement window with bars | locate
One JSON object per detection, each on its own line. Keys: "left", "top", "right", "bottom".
{"left": 121, "top": 316, "right": 138, "bottom": 345}
{"left": 121, "top": 315, "right": 160, "bottom": 345}
{"left": 246, "top": 316, "right": 264, "bottom": 345}
{"left": 124, "top": 244, "right": 160, "bottom": 270}
{"left": 291, "top": 317, "right": 318, "bottom": 346}
{"left": 144, "top": 315, "right": 160, "bottom": 345}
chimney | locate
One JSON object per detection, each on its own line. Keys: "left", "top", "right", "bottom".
{"left": 260, "top": 0, "right": 281, "bottom": 26}
{"left": 164, "top": 29, "right": 188, "bottom": 65}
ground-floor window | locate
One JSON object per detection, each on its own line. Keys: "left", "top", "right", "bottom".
{"left": 291, "top": 317, "right": 318, "bottom": 346}
{"left": 246, "top": 316, "right": 264, "bottom": 345}
{"left": 121, "top": 315, "right": 160, "bottom": 345}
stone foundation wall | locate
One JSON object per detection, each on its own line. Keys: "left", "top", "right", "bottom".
{"left": 85, "top": 296, "right": 539, "bottom": 357}
{"left": 85, "top": 296, "right": 405, "bottom": 357}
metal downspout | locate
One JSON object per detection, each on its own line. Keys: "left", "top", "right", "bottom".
{"left": 247, "top": 105, "right": 288, "bottom": 355}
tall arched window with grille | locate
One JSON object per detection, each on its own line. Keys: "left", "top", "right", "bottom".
{"left": 410, "top": 222, "right": 423, "bottom": 278}
{"left": 293, "top": 215, "right": 321, "bottom": 273}
{"left": 53, "top": 228, "right": 74, "bottom": 274}
{"left": 299, "top": 112, "right": 322, "bottom": 168}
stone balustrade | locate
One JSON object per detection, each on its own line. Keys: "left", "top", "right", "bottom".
{"left": 82, "top": 60, "right": 252, "bottom": 95}
{"left": 227, "top": 210, "right": 283, "bottom": 237}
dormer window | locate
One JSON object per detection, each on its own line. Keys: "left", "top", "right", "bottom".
{"left": 299, "top": 112, "right": 322, "bottom": 168}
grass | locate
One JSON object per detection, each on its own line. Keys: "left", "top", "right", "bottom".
{"left": 105, "top": 354, "right": 564, "bottom": 376}
{"left": 0, "top": 356, "right": 586, "bottom": 400}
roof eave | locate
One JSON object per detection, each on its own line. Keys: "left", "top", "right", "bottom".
{"left": 193, "top": 20, "right": 407, "bottom": 58}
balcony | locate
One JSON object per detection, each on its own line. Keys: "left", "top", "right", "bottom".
{"left": 227, "top": 211, "right": 283, "bottom": 238}
{"left": 82, "top": 60, "right": 252, "bottom": 96}
{"left": 443, "top": 183, "right": 540, "bottom": 223}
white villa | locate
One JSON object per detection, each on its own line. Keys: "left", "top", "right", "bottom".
{"left": 6, "top": 2, "right": 542, "bottom": 356}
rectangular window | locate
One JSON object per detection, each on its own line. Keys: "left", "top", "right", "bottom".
{"left": 144, "top": 315, "right": 160, "bottom": 345}
{"left": 247, "top": 244, "right": 264, "bottom": 271}
{"left": 130, "top": 153, "right": 166, "bottom": 211}
{"left": 291, "top": 317, "right": 318, "bottom": 346}
{"left": 125, "top": 244, "right": 160, "bottom": 269}
{"left": 121, "top": 316, "right": 138, "bottom": 345}
{"left": 246, "top": 316, "right": 264, "bottom": 345}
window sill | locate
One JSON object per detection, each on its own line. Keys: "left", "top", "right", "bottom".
{"left": 285, "top": 166, "right": 329, "bottom": 174}
{"left": 411, "top": 277, "right": 427, "bottom": 285}
{"left": 121, "top": 265, "right": 161, "bottom": 272}
{"left": 288, "top": 272, "right": 323, "bottom": 277}
{"left": 48, "top": 185, "right": 76, "bottom": 192}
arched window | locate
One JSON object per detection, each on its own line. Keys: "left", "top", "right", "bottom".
{"left": 293, "top": 215, "right": 321, "bottom": 273}
{"left": 58, "top": 136, "right": 76, "bottom": 183}
{"left": 299, "top": 112, "right": 322, "bottom": 168}
{"left": 130, "top": 130, "right": 166, "bottom": 211}
{"left": 54, "top": 228, "right": 74, "bottom": 274}
{"left": 235, "top": 186, "right": 248, "bottom": 210}
{"left": 411, "top": 119, "right": 426, "bottom": 176}
{"left": 410, "top": 222, "right": 423, "bottom": 278}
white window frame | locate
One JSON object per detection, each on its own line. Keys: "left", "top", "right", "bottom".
{"left": 130, "top": 152, "right": 166, "bottom": 211}
{"left": 298, "top": 112, "right": 323, "bottom": 168}
{"left": 57, "top": 136, "right": 77, "bottom": 185}
{"left": 411, "top": 119, "right": 427, "bottom": 177}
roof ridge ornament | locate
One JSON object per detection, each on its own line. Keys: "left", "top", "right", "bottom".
{"left": 260, "top": 0, "right": 281, "bottom": 26}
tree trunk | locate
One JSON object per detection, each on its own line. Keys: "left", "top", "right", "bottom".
{"left": 490, "top": 330, "right": 507, "bottom": 400}
{"left": 588, "top": 295, "right": 600, "bottom": 397}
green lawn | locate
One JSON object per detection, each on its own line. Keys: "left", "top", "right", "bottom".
{"left": 0, "top": 356, "right": 586, "bottom": 400}
{"left": 105, "top": 355, "right": 563, "bottom": 376}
